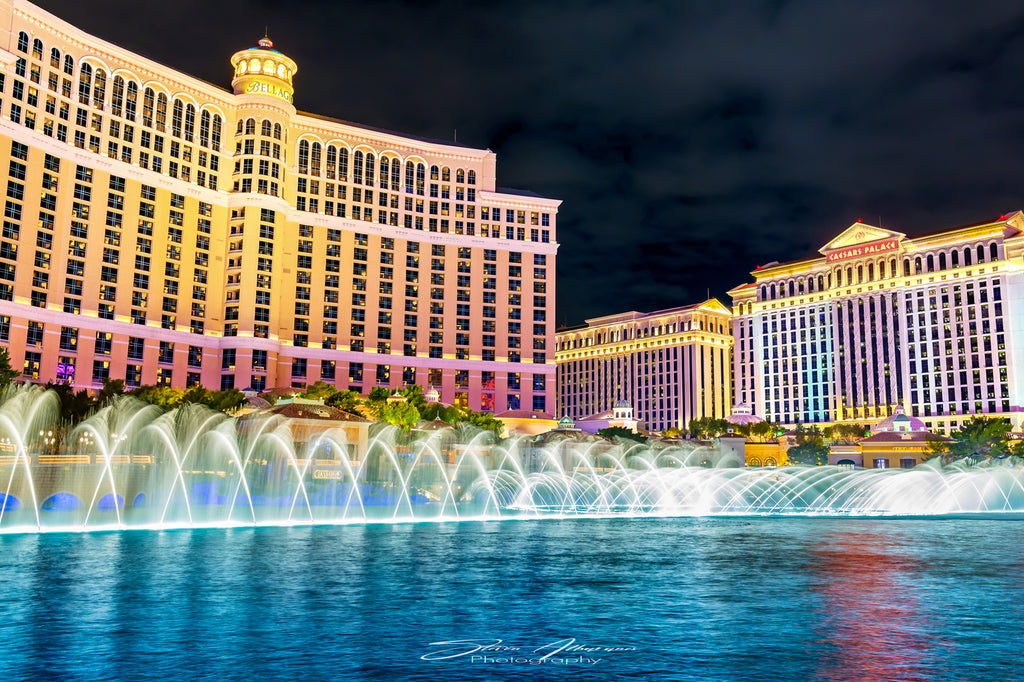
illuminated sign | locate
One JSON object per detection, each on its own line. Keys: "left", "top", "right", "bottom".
{"left": 245, "top": 80, "right": 293, "bottom": 103}
{"left": 312, "top": 469, "right": 343, "bottom": 480}
{"left": 826, "top": 239, "right": 899, "bottom": 262}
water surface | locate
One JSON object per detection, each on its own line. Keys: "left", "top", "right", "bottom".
{"left": 1, "top": 517, "right": 1021, "bottom": 681}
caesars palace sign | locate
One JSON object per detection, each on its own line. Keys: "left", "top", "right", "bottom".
{"left": 826, "top": 239, "right": 900, "bottom": 263}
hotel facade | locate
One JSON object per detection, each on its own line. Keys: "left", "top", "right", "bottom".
{"left": 728, "top": 216, "right": 1024, "bottom": 433}
{"left": 0, "top": 1, "right": 559, "bottom": 413}
{"left": 555, "top": 300, "right": 732, "bottom": 433}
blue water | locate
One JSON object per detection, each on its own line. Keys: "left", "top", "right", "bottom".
{"left": 1, "top": 517, "right": 1022, "bottom": 681}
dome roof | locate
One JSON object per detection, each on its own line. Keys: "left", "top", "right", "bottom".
{"left": 613, "top": 399, "right": 631, "bottom": 409}
{"left": 425, "top": 387, "right": 440, "bottom": 403}
{"left": 726, "top": 403, "right": 765, "bottom": 426}
{"left": 872, "top": 405, "right": 927, "bottom": 433}
{"left": 558, "top": 416, "right": 576, "bottom": 429}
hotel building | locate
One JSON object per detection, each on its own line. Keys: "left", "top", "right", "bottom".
{"left": 728, "top": 216, "right": 1024, "bottom": 433}
{"left": 0, "top": 1, "right": 559, "bottom": 413}
{"left": 555, "top": 300, "right": 733, "bottom": 433}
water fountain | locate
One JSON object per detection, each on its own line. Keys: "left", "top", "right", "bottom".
{"left": 2, "top": 385, "right": 1023, "bottom": 532}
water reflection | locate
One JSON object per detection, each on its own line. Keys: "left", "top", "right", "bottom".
{"left": 810, "top": 527, "right": 951, "bottom": 681}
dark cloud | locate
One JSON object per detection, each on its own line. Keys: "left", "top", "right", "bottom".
{"left": 34, "top": 0, "right": 1024, "bottom": 325}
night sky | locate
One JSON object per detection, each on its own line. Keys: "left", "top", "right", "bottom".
{"left": 34, "top": 0, "right": 1024, "bottom": 327}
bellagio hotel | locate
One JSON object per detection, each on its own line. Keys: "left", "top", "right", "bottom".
{"left": 0, "top": 1, "right": 560, "bottom": 413}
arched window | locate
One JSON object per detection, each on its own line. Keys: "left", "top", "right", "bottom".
{"left": 64, "top": 54, "right": 74, "bottom": 75}
{"left": 156, "top": 92, "right": 167, "bottom": 131}
{"left": 416, "top": 163, "right": 425, "bottom": 195}
{"left": 391, "top": 157, "right": 400, "bottom": 189}
{"left": 236, "top": 119, "right": 244, "bottom": 134}
{"left": 142, "top": 88, "right": 155, "bottom": 127}
{"left": 878, "top": 261, "right": 886, "bottom": 279}
{"left": 847, "top": 267, "right": 853, "bottom": 283}
{"left": 273, "top": 123, "right": 282, "bottom": 140}
{"left": 92, "top": 68, "right": 106, "bottom": 108}
{"left": 125, "top": 81, "right": 137, "bottom": 121}
{"left": 297, "top": 140, "right": 309, "bottom": 174}
{"left": 441, "top": 166, "right": 450, "bottom": 182}
{"left": 379, "top": 157, "right": 390, "bottom": 189}
{"left": 798, "top": 279, "right": 805, "bottom": 294}
{"left": 78, "top": 62, "right": 92, "bottom": 104}
{"left": 456, "top": 168, "right": 465, "bottom": 183}
{"left": 867, "top": 264, "right": 874, "bottom": 280}
{"left": 890, "top": 258, "right": 897, "bottom": 277}
{"left": 244, "top": 118, "right": 255, "bottom": 135}
{"left": 261, "top": 119, "right": 272, "bottom": 136}
{"left": 468, "top": 170, "right": 476, "bottom": 185}
{"left": 964, "top": 248, "right": 972, "bottom": 266}
{"left": 760, "top": 285, "right": 767, "bottom": 301}
{"left": 338, "top": 148, "right": 349, "bottom": 179}
{"left": 211, "top": 115, "right": 222, "bottom": 150}
{"left": 430, "top": 165, "right": 439, "bottom": 181}
{"left": 50, "top": 48, "right": 60, "bottom": 69}
{"left": 184, "top": 104, "right": 196, "bottom": 142}
{"left": 111, "top": 76, "right": 125, "bottom": 116}
{"left": 17, "top": 32, "right": 28, "bottom": 53}
{"left": 326, "top": 146, "right": 337, "bottom": 179}
{"left": 32, "top": 38, "right": 43, "bottom": 60}
{"left": 977, "top": 244, "right": 985, "bottom": 263}
{"left": 991, "top": 243, "right": 999, "bottom": 261}
{"left": 914, "top": 257, "right": 922, "bottom": 274}
{"left": 788, "top": 281, "right": 795, "bottom": 297}
{"left": 938, "top": 253, "right": 946, "bottom": 270}
{"left": 310, "top": 142, "right": 321, "bottom": 175}
{"left": 857, "top": 265, "right": 863, "bottom": 283}
{"left": 353, "top": 151, "right": 364, "bottom": 183}
{"left": 926, "top": 254, "right": 934, "bottom": 272}
{"left": 365, "top": 153, "right": 375, "bottom": 184}
{"left": 836, "top": 269, "right": 842, "bottom": 287}
{"left": 171, "top": 99, "right": 183, "bottom": 137}
{"left": 818, "top": 275, "right": 824, "bottom": 291}
{"left": 199, "top": 110, "right": 210, "bottom": 147}
{"left": 770, "top": 284, "right": 777, "bottom": 300}
{"left": 951, "top": 250, "right": 959, "bottom": 267}
{"left": 405, "top": 161, "right": 415, "bottom": 192}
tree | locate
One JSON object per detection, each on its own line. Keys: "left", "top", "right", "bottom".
{"left": 46, "top": 382, "right": 96, "bottom": 424}
{"left": 831, "top": 424, "right": 868, "bottom": 443}
{"left": 300, "top": 381, "right": 339, "bottom": 401}
{"left": 0, "top": 347, "right": 18, "bottom": 387}
{"left": 661, "top": 427, "right": 683, "bottom": 438}
{"left": 786, "top": 426, "right": 828, "bottom": 465}
{"left": 129, "top": 385, "right": 185, "bottom": 410}
{"left": 182, "top": 386, "right": 247, "bottom": 413}
{"left": 458, "top": 408, "right": 504, "bottom": 434}
{"left": 325, "top": 389, "right": 363, "bottom": 414}
{"left": 97, "top": 378, "right": 125, "bottom": 405}
{"left": 749, "top": 421, "right": 776, "bottom": 442}
{"left": 944, "top": 417, "right": 1014, "bottom": 460}
{"left": 598, "top": 426, "right": 647, "bottom": 444}
{"left": 687, "top": 417, "right": 729, "bottom": 440}
{"left": 377, "top": 400, "right": 420, "bottom": 430}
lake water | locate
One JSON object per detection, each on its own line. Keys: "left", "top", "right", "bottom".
{"left": 1, "top": 517, "right": 1021, "bottom": 681}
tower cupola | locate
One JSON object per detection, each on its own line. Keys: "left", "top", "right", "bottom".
{"left": 230, "top": 36, "right": 297, "bottom": 104}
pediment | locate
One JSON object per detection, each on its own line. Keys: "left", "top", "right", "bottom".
{"left": 819, "top": 222, "right": 906, "bottom": 254}
{"left": 697, "top": 298, "right": 731, "bottom": 314}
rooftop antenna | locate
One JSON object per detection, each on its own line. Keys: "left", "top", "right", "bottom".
{"left": 454, "top": 128, "right": 457, "bottom": 143}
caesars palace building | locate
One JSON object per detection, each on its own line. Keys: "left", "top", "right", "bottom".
{"left": 728, "top": 216, "right": 1024, "bottom": 434}
{"left": 0, "top": 1, "right": 560, "bottom": 413}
